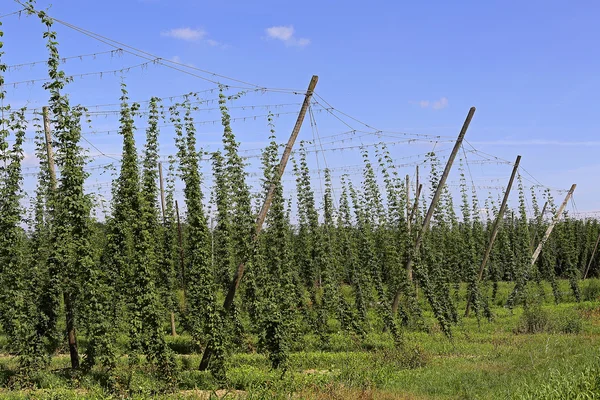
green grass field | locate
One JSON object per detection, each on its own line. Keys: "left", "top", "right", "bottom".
{"left": 0, "top": 279, "right": 598, "bottom": 399}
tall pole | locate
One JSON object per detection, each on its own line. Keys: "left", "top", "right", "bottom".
{"left": 409, "top": 184, "right": 423, "bottom": 224}
{"left": 416, "top": 165, "right": 419, "bottom": 198}
{"left": 413, "top": 107, "right": 475, "bottom": 258}
{"left": 175, "top": 200, "right": 186, "bottom": 305}
{"left": 392, "top": 107, "right": 476, "bottom": 315}
{"left": 465, "top": 155, "right": 521, "bottom": 317}
{"left": 43, "top": 106, "right": 80, "bottom": 369}
{"left": 406, "top": 175, "right": 411, "bottom": 235}
{"left": 530, "top": 201, "right": 548, "bottom": 251}
{"left": 158, "top": 162, "right": 167, "bottom": 224}
{"left": 413, "top": 166, "right": 420, "bottom": 221}
{"left": 200, "top": 75, "right": 319, "bottom": 371}
{"left": 406, "top": 175, "right": 412, "bottom": 281}
{"left": 159, "top": 163, "right": 177, "bottom": 336}
{"left": 43, "top": 107, "right": 57, "bottom": 189}
{"left": 584, "top": 231, "right": 600, "bottom": 279}
{"left": 530, "top": 184, "right": 577, "bottom": 267}
{"left": 409, "top": 181, "right": 422, "bottom": 295}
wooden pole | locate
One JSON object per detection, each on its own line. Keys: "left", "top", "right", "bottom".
{"left": 412, "top": 167, "right": 421, "bottom": 296}
{"left": 175, "top": 200, "right": 186, "bottom": 305}
{"left": 406, "top": 175, "right": 411, "bottom": 235}
{"left": 416, "top": 165, "right": 419, "bottom": 198}
{"left": 584, "top": 231, "right": 600, "bottom": 279}
{"left": 43, "top": 107, "right": 57, "bottom": 189}
{"left": 43, "top": 106, "right": 80, "bottom": 369}
{"left": 392, "top": 107, "right": 476, "bottom": 316}
{"left": 199, "top": 75, "right": 319, "bottom": 371}
{"left": 158, "top": 162, "right": 167, "bottom": 224}
{"left": 415, "top": 108, "right": 476, "bottom": 251}
{"left": 529, "top": 201, "right": 548, "bottom": 251}
{"left": 405, "top": 175, "right": 413, "bottom": 282}
{"left": 465, "top": 155, "right": 521, "bottom": 317}
{"left": 409, "top": 184, "right": 423, "bottom": 224}
{"left": 415, "top": 165, "right": 419, "bottom": 220}
{"left": 530, "top": 184, "right": 577, "bottom": 267}
{"left": 159, "top": 163, "right": 177, "bottom": 336}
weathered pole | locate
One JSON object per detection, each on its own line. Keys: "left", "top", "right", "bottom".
{"left": 410, "top": 177, "right": 422, "bottom": 296}
{"left": 529, "top": 201, "right": 548, "bottom": 251}
{"left": 530, "top": 184, "right": 577, "bottom": 267}
{"left": 465, "top": 155, "right": 521, "bottom": 317}
{"left": 412, "top": 166, "right": 420, "bottom": 222}
{"left": 199, "top": 75, "right": 319, "bottom": 370}
{"left": 409, "top": 167, "right": 421, "bottom": 294}
{"left": 43, "top": 106, "right": 80, "bottom": 369}
{"left": 392, "top": 107, "right": 476, "bottom": 316}
{"left": 584, "top": 231, "right": 600, "bottom": 279}
{"left": 159, "top": 162, "right": 177, "bottom": 336}
{"left": 175, "top": 200, "right": 186, "bottom": 305}
{"left": 416, "top": 165, "right": 419, "bottom": 196}
{"left": 158, "top": 162, "right": 167, "bottom": 223}
{"left": 415, "top": 104, "right": 476, "bottom": 249}
{"left": 409, "top": 184, "right": 423, "bottom": 224}
{"left": 43, "top": 107, "right": 57, "bottom": 188}
{"left": 406, "top": 175, "right": 411, "bottom": 235}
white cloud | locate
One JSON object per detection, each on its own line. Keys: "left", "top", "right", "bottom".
{"left": 411, "top": 97, "right": 448, "bottom": 110}
{"left": 161, "top": 27, "right": 207, "bottom": 41}
{"left": 162, "top": 27, "right": 228, "bottom": 48}
{"left": 296, "top": 38, "right": 311, "bottom": 47}
{"left": 265, "top": 25, "right": 310, "bottom": 47}
{"left": 267, "top": 26, "right": 294, "bottom": 41}
{"left": 432, "top": 97, "right": 448, "bottom": 110}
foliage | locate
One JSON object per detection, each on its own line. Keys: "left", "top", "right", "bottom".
{"left": 1, "top": 4, "right": 600, "bottom": 398}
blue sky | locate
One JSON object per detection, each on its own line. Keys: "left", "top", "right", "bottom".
{"left": 2, "top": 0, "right": 599, "bottom": 218}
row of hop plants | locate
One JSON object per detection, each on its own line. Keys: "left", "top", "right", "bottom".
{"left": 0, "top": 0, "right": 598, "bottom": 390}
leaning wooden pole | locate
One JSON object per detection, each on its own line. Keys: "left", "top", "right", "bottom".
{"left": 413, "top": 166, "right": 420, "bottom": 222}
{"left": 408, "top": 180, "right": 422, "bottom": 294}
{"left": 199, "top": 75, "right": 319, "bottom": 371}
{"left": 529, "top": 201, "right": 548, "bottom": 251}
{"left": 530, "top": 184, "right": 577, "bottom": 267}
{"left": 159, "top": 163, "right": 177, "bottom": 336}
{"left": 43, "top": 106, "right": 80, "bottom": 369}
{"left": 392, "top": 107, "right": 476, "bottom": 315}
{"left": 584, "top": 231, "right": 600, "bottom": 279}
{"left": 465, "top": 155, "right": 521, "bottom": 317}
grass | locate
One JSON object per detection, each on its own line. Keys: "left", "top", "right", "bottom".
{"left": 0, "top": 280, "right": 598, "bottom": 399}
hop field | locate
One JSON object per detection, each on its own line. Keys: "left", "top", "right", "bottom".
{"left": 1, "top": 1, "right": 599, "bottom": 399}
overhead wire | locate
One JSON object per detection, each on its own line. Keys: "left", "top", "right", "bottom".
{"left": 3, "top": 59, "right": 161, "bottom": 88}
{"left": 0, "top": 9, "right": 25, "bottom": 19}
{"left": 44, "top": 14, "right": 306, "bottom": 94}
{"left": 6, "top": 5, "right": 575, "bottom": 218}
{"left": 80, "top": 135, "right": 121, "bottom": 162}
{"left": 6, "top": 49, "right": 123, "bottom": 71}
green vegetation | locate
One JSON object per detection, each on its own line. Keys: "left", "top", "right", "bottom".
{"left": 0, "top": 1, "right": 598, "bottom": 398}
{"left": 0, "top": 282, "right": 596, "bottom": 398}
